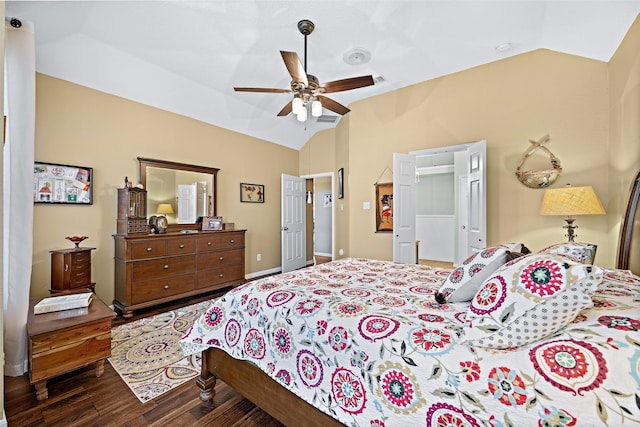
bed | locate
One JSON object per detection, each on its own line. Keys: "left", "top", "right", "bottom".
{"left": 180, "top": 171, "right": 640, "bottom": 427}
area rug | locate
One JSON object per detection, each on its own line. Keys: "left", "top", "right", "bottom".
{"left": 108, "top": 299, "right": 213, "bottom": 403}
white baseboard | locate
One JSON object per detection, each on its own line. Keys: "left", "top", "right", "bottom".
{"left": 245, "top": 266, "right": 281, "bottom": 279}
{"left": 314, "top": 252, "right": 332, "bottom": 257}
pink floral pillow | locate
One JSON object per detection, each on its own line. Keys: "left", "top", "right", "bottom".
{"left": 461, "top": 254, "right": 603, "bottom": 349}
{"left": 435, "top": 244, "right": 527, "bottom": 303}
{"left": 538, "top": 242, "right": 597, "bottom": 265}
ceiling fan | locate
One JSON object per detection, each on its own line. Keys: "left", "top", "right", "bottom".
{"left": 234, "top": 19, "right": 375, "bottom": 122}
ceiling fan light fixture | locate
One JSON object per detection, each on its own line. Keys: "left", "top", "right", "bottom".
{"left": 292, "top": 96, "right": 303, "bottom": 115}
{"left": 311, "top": 99, "right": 322, "bottom": 117}
{"left": 297, "top": 106, "right": 308, "bottom": 122}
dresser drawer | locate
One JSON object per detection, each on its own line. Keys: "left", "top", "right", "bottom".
{"left": 197, "top": 249, "right": 243, "bottom": 270}
{"left": 218, "top": 232, "right": 244, "bottom": 249}
{"left": 166, "top": 237, "right": 196, "bottom": 255}
{"left": 130, "top": 240, "right": 167, "bottom": 259}
{"left": 69, "top": 270, "right": 91, "bottom": 287}
{"left": 197, "top": 265, "right": 243, "bottom": 289}
{"left": 70, "top": 250, "right": 91, "bottom": 265}
{"left": 132, "top": 273, "right": 195, "bottom": 304}
{"left": 132, "top": 255, "right": 196, "bottom": 281}
{"left": 196, "top": 232, "right": 245, "bottom": 252}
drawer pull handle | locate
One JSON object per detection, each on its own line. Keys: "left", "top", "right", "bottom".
{"left": 207, "top": 241, "right": 212, "bottom": 246}
{"left": 164, "top": 285, "right": 169, "bottom": 290}
{"left": 219, "top": 256, "right": 224, "bottom": 261}
{"left": 219, "top": 273, "right": 224, "bottom": 278}
{"left": 146, "top": 247, "right": 153, "bottom": 252}
{"left": 179, "top": 244, "right": 185, "bottom": 249}
{"left": 164, "top": 264, "right": 169, "bottom": 269}
{"left": 65, "top": 264, "right": 69, "bottom": 272}
{"left": 230, "top": 239, "right": 235, "bottom": 244}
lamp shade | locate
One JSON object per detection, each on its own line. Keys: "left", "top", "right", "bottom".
{"left": 157, "top": 203, "right": 174, "bottom": 215}
{"left": 540, "top": 185, "right": 605, "bottom": 217}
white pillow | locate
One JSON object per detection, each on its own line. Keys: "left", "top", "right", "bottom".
{"left": 461, "top": 253, "right": 603, "bottom": 349}
{"left": 538, "top": 242, "right": 597, "bottom": 265}
{"left": 435, "top": 245, "right": 525, "bottom": 303}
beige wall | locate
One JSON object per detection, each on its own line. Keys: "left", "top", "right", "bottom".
{"left": 304, "top": 48, "right": 616, "bottom": 265}
{"left": 608, "top": 14, "right": 640, "bottom": 267}
{"left": 32, "top": 74, "right": 298, "bottom": 304}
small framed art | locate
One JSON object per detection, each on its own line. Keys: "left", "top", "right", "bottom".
{"left": 240, "top": 183, "right": 264, "bottom": 203}
{"left": 202, "top": 216, "right": 223, "bottom": 231}
{"left": 337, "top": 168, "right": 344, "bottom": 199}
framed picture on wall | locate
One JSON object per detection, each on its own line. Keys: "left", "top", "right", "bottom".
{"left": 337, "top": 168, "right": 344, "bottom": 199}
{"left": 33, "top": 162, "right": 93, "bottom": 205}
{"left": 375, "top": 182, "right": 393, "bottom": 232}
{"left": 240, "top": 183, "right": 265, "bottom": 203}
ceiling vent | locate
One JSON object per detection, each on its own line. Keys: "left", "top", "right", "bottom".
{"left": 373, "top": 75, "right": 385, "bottom": 84}
{"left": 317, "top": 115, "right": 339, "bottom": 123}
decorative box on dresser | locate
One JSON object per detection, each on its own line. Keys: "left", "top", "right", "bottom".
{"left": 113, "top": 230, "right": 246, "bottom": 318}
{"left": 50, "top": 247, "right": 96, "bottom": 294}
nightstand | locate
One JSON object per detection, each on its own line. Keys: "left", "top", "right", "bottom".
{"left": 27, "top": 296, "right": 115, "bottom": 400}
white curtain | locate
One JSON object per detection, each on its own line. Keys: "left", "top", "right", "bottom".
{"left": 3, "top": 20, "right": 35, "bottom": 377}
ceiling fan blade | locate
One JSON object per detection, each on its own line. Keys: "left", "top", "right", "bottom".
{"left": 280, "top": 51, "right": 308, "bottom": 86}
{"left": 322, "top": 75, "right": 374, "bottom": 93}
{"left": 234, "top": 87, "right": 291, "bottom": 93}
{"left": 317, "top": 95, "right": 350, "bottom": 115}
{"left": 277, "top": 101, "right": 293, "bottom": 116}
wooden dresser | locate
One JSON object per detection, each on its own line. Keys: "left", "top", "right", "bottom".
{"left": 113, "top": 230, "right": 246, "bottom": 318}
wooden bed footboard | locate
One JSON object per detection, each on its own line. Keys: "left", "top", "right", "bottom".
{"left": 198, "top": 348, "right": 345, "bottom": 427}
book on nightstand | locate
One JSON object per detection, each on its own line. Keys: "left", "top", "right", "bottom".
{"left": 33, "top": 292, "right": 93, "bottom": 314}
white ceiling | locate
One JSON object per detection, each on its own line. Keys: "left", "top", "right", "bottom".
{"left": 6, "top": 1, "right": 640, "bottom": 150}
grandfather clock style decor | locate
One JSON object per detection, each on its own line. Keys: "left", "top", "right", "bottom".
{"left": 117, "top": 178, "right": 148, "bottom": 235}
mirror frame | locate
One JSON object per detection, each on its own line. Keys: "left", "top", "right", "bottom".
{"left": 138, "top": 157, "right": 219, "bottom": 232}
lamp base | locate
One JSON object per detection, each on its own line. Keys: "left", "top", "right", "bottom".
{"left": 563, "top": 217, "right": 577, "bottom": 242}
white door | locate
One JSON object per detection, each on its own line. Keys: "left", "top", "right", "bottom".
{"left": 177, "top": 183, "right": 197, "bottom": 223}
{"left": 281, "top": 174, "right": 306, "bottom": 273}
{"left": 393, "top": 153, "right": 417, "bottom": 264}
{"left": 467, "top": 140, "right": 486, "bottom": 254}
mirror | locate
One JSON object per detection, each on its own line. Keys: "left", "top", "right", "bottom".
{"left": 138, "top": 157, "right": 219, "bottom": 231}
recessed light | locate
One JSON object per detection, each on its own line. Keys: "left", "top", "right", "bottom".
{"left": 343, "top": 48, "right": 371, "bottom": 65}
{"left": 495, "top": 42, "right": 513, "bottom": 53}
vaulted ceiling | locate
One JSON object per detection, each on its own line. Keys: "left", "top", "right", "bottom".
{"left": 6, "top": 1, "right": 640, "bottom": 150}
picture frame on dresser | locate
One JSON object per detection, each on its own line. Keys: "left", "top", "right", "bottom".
{"left": 33, "top": 162, "right": 93, "bottom": 205}
{"left": 202, "top": 216, "right": 223, "bottom": 231}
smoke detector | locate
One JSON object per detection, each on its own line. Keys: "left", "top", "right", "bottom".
{"left": 343, "top": 48, "right": 371, "bottom": 65}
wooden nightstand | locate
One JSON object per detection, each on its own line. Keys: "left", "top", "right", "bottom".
{"left": 27, "top": 296, "right": 116, "bottom": 400}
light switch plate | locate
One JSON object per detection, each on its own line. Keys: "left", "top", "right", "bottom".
{"left": 363, "top": 202, "right": 371, "bottom": 210}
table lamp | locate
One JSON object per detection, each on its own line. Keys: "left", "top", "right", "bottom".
{"left": 540, "top": 185, "right": 605, "bottom": 242}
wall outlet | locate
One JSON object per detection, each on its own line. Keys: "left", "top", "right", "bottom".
{"left": 257, "top": 253, "right": 261, "bottom": 261}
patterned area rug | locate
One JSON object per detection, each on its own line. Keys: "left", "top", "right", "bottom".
{"left": 108, "top": 299, "right": 213, "bottom": 402}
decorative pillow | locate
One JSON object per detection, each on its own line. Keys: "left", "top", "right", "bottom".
{"left": 435, "top": 244, "right": 527, "bottom": 304}
{"left": 461, "top": 253, "right": 604, "bottom": 349}
{"left": 538, "top": 242, "right": 598, "bottom": 265}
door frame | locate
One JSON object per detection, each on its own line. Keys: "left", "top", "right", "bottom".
{"left": 300, "top": 172, "right": 335, "bottom": 261}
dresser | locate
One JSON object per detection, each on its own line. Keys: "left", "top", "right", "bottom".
{"left": 113, "top": 230, "right": 246, "bottom": 318}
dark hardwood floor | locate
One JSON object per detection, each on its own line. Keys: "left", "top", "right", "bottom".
{"left": 5, "top": 289, "right": 285, "bottom": 426}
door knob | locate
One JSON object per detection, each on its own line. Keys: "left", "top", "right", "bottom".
{"left": 281, "top": 227, "right": 289, "bottom": 231}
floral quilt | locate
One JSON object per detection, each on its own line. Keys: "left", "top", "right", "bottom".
{"left": 179, "top": 258, "right": 640, "bottom": 426}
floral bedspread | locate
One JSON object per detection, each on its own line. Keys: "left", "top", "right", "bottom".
{"left": 179, "top": 258, "right": 640, "bottom": 426}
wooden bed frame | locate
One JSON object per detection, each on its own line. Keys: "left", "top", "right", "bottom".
{"left": 197, "top": 170, "right": 640, "bottom": 426}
